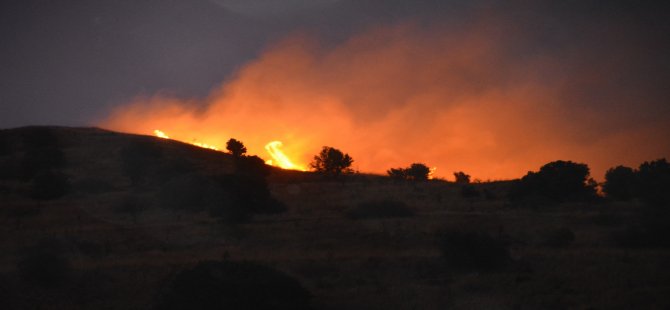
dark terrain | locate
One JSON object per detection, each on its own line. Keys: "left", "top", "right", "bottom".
{"left": 0, "top": 126, "right": 668, "bottom": 309}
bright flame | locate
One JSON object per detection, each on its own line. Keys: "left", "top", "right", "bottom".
{"left": 428, "top": 167, "right": 437, "bottom": 180}
{"left": 154, "top": 129, "right": 170, "bottom": 139}
{"left": 265, "top": 141, "right": 307, "bottom": 171}
{"left": 153, "top": 129, "right": 219, "bottom": 151}
{"left": 191, "top": 141, "right": 219, "bottom": 151}
{"left": 153, "top": 130, "right": 306, "bottom": 170}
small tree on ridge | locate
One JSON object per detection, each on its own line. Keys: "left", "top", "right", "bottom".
{"left": 310, "top": 146, "right": 353, "bottom": 177}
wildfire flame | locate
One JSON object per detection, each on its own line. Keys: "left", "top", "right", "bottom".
{"left": 428, "top": 167, "right": 437, "bottom": 180}
{"left": 154, "top": 129, "right": 169, "bottom": 139}
{"left": 152, "top": 130, "right": 306, "bottom": 171}
{"left": 264, "top": 141, "right": 307, "bottom": 171}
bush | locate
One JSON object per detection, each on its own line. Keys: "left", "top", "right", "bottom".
{"left": 226, "top": 138, "right": 247, "bottom": 157}
{"left": 509, "top": 160, "right": 597, "bottom": 203}
{"left": 346, "top": 199, "right": 414, "bottom": 219}
{"left": 155, "top": 261, "right": 312, "bottom": 310}
{"left": 214, "top": 174, "right": 286, "bottom": 217}
{"left": 310, "top": 146, "right": 353, "bottom": 177}
{"left": 540, "top": 227, "right": 575, "bottom": 247}
{"left": 17, "top": 240, "right": 71, "bottom": 288}
{"left": 234, "top": 155, "right": 271, "bottom": 179}
{"left": 29, "top": 170, "right": 70, "bottom": 200}
{"left": 454, "top": 171, "right": 471, "bottom": 184}
{"left": 439, "top": 230, "right": 510, "bottom": 272}
{"left": 636, "top": 158, "right": 670, "bottom": 207}
{"left": 603, "top": 165, "right": 636, "bottom": 201}
{"left": 386, "top": 163, "right": 431, "bottom": 181}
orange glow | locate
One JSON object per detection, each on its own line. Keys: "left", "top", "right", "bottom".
{"left": 100, "top": 23, "right": 670, "bottom": 181}
{"left": 154, "top": 129, "right": 170, "bottom": 139}
{"left": 428, "top": 167, "right": 437, "bottom": 180}
{"left": 265, "top": 141, "right": 307, "bottom": 171}
{"left": 153, "top": 129, "right": 220, "bottom": 151}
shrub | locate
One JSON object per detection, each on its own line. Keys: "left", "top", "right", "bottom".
{"left": 603, "top": 165, "right": 636, "bottom": 201}
{"left": 346, "top": 199, "right": 414, "bottom": 219}
{"left": 155, "top": 261, "right": 312, "bottom": 310}
{"left": 29, "top": 170, "right": 70, "bottom": 200}
{"left": 386, "top": 163, "right": 431, "bottom": 181}
{"left": 509, "top": 160, "right": 597, "bottom": 203}
{"left": 387, "top": 168, "right": 408, "bottom": 180}
{"left": 226, "top": 138, "right": 247, "bottom": 157}
{"left": 17, "top": 240, "right": 71, "bottom": 288}
{"left": 214, "top": 174, "right": 286, "bottom": 216}
{"left": 540, "top": 227, "right": 575, "bottom": 247}
{"left": 636, "top": 158, "right": 670, "bottom": 207}
{"left": 310, "top": 146, "right": 353, "bottom": 177}
{"left": 234, "top": 155, "right": 271, "bottom": 179}
{"left": 454, "top": 171, "right": 471, "bottom": 184}
{"left": 439, "top": 230, "right": 510, "bottom": 272}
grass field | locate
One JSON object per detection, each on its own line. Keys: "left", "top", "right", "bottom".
{"left": 1, "top": 127, "right": 668, "bottom": 309}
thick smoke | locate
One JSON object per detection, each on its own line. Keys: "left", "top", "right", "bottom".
{"left": 102, "top": 16, "right": 669, "bottom": 180}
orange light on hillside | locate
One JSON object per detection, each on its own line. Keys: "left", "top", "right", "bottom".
{"left": 153, "top": 129, "right": 219, "bottom": 150}
{"left": 154, "top": 129, "right": 170, "bottom": 139}
{"left": 264, "top": 141, "right": 307, "bottom": 171}
{"left": 428, "top": 167, "right": 437, "bottom": 180}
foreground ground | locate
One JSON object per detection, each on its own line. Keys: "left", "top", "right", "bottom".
{"left": 1, "top": 127, "right": 669, "bottom": 309}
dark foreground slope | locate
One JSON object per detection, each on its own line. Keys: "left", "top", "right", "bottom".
{"left": 0, "top": 126, "right": 669, "bottom": 309}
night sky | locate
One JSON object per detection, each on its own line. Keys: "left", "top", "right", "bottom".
{"left": 1, "top": 0, "right": 669, "bottom": 179}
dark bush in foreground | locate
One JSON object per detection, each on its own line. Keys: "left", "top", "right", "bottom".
{"left": 439, "top": 230, "right": 510, "bottom": 272}
{"left": 346, "top": 199, "right": 414, "bottom": 219}
{"left": 17, "top": 240, "right": 71, "bottom": 288}
{"left": 155, "top": 261, "right": 312, "bottom": 310}
{"left": 541, "top": 227, "right": 575, "bottom": 247}
{"left": 29, "top": 170, "right": 70, "bottom": 200}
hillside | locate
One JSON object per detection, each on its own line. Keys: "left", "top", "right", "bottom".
{"left": 0, "top": 126, "right": 669, "bottom": 309}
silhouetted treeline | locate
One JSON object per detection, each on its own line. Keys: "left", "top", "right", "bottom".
{"left": 509, "top": 160, "right": 597, "bottom": 204}
{"left": 604, "top": 158, "right": 670, "bottom": 206}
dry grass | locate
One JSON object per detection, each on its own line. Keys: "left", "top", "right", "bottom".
{"left": 0, "top": 127, "right": 669, "bottom": 309}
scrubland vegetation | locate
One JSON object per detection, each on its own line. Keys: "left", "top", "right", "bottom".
{"left": 0, "top": 126, "right": 669, "bottom": 309}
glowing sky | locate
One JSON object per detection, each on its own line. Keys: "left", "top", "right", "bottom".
{"left": 2, "top": 0, "right": 669, "bottom": 180}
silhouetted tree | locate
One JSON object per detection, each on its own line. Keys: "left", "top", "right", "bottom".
{"left": 603, "top": 165, "right": 636, "bottom": 201}
{"left": 226, "top": 138, "right": 247, "bottom": 157}
{"left": 407, "top": 163, "right": 430, "bottom": 181}
{"left": 637, "top": 158, "right": 670, "bottom": 206}
{"left": 310, "top": 146, "right": 353, "bottom": 177}
{"left": 387, "top": 163, "right": 431, "bottom": 181}
{"left": 510, "top": 160, "right": 597, "bottom": 203}
{"left": 454, "top": 171, "right": 471, "bottom": 184}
